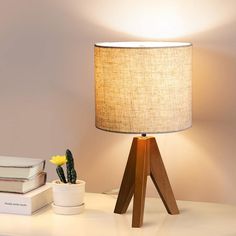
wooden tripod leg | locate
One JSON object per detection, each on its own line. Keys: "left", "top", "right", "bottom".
{"left": 149, "top": 138, "right": 179, "bottom": 215}
{"left": 132, "top": 138, "right": 149, "bottom": 227}
{"left": 114, "top": 138, "right": 137, "bottom": 214}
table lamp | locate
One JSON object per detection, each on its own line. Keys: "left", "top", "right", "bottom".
{"left": 94, "top": 42, "right": 192, "bottom": 227}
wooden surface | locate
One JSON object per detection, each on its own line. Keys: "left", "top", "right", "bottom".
{"left": 114, "top": 136, "right": 179, "bottom": 227}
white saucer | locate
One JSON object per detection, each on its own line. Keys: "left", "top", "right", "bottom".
{"left": 52, "top": 203, "right": 85, "bottom": 215}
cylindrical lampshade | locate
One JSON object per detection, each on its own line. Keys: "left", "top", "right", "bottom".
{"left": 94, "top": 42, "right": 192, "bottom": 134}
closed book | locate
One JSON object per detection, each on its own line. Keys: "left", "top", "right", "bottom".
{"left": 0, "top": 172, "right": 47, "bottom": 193}
{"left": 0, "top": 184, "right": 52, "bottom": 215}
{"left": 0, "top": 156, "right": 45, "bottom": 179}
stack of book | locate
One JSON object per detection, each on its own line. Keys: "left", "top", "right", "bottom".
{"left": 0, "top": 156, "right": 52, "bottom": 215}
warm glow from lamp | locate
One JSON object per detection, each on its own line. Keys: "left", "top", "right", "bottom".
{"left": 74, "top": 0, "right": 236, "bottom": 39}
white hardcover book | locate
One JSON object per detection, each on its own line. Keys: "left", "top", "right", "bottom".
{"left": 0, "top": 184, "right": 52, "bottom": 215}
{"left": 0, "top": 172, "right": 47, "bottom": 193}
{"left": 0, "top": 156, "right": 45, "bottom": 179}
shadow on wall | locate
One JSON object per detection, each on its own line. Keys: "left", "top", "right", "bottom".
{"left": 179, "top": 121, "right": 236, "bottom": 204}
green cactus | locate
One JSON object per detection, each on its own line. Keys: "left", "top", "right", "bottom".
{"left": 56, "top": 166, "right": 67, "bottom": 183}
{"left": 66, "top": 149, "right": 77, "bottom": 184}
{"left": 70, "top": 167, "right": 77, "bottom": 184}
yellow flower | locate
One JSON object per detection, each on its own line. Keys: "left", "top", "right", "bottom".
{"left": 50, "top": 155, "right": 67, "bottom": 166}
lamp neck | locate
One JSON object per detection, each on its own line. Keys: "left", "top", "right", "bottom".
{"left": 141, "top": 133, "right": 146, "bottom": 137}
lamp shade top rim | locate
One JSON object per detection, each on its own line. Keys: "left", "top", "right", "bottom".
{"left": 94, "top": 41, "right": 192, "bottom": 48}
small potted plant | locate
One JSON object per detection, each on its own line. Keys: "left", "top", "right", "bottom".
{"left": 50, "top": 149, "right": 85, "bottom": 215}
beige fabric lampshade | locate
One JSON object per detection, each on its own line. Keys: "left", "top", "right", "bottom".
{"left": 94, "top": 42, "right": 192, "bottom": 134}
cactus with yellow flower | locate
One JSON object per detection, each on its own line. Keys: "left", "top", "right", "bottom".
{"left": 50, "top": 149, "right": 77, "bottom": 184}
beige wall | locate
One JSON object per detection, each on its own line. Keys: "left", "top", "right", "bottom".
{"left": 0, "top": 0, "right": 236, "bottom": 205}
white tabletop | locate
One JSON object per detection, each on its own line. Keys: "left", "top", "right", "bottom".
{"left": 0, "top": 193, "right": 235, "bottom": 236}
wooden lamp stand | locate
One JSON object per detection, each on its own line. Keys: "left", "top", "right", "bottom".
{"left": 114, "top": 135, "right": 179, "bottom": 227}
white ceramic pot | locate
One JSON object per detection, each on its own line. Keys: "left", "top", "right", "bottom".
{"left": 52, "top": 180, "right": 85, "bottom": 207}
